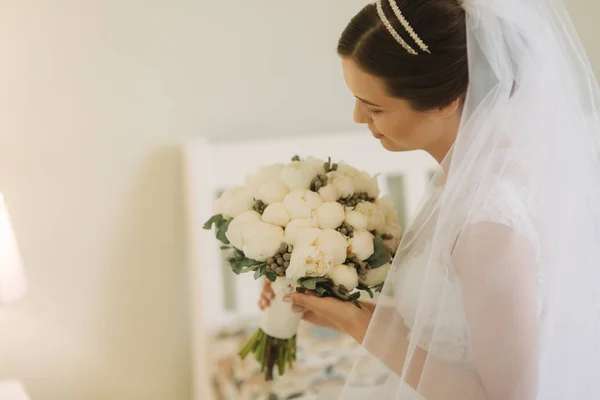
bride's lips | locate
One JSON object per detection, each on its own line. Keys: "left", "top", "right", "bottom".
{"left": 371, "top": 131, "right": 384, "bottom": 139}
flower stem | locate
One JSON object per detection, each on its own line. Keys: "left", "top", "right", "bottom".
{"left": 265, "top": 336, "right": 274, "bottom": 381}
{"left": 238, "top": 329, "right": 259, "bottom": 359}
{"left": 238, "top": 328, "right": 298, "bottom": 381}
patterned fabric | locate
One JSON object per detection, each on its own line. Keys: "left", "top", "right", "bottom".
{"left": 395, "top": 177, "right": 539, "bottom": 366}
{"left": 210, "top": 320, "right": 363, "bottom": 400}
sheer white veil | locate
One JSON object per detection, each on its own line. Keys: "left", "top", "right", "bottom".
{"left": 335, "top": 0, "right": 600, "bottom": 398}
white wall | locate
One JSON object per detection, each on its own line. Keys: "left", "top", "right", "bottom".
{"left": 0, "top": 1, "right": 596, "bottom": 399}
{"left": 0, "top": 1, "right": 364, "bottom": 399}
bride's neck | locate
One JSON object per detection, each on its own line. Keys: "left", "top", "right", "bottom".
{"left": 427, "top": 109, "right": 462, "bottom": 165}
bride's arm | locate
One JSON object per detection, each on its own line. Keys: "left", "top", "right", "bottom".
{"left": 451, "top": 222, "right": 539, "bottom": 399}
{"left": 355, "top": 299, "right": 487, "bottom": 399}
{"left": 284, "top": 222, "right": 538, "bottom": 399}
{"left": 355, "top": 222, "right": 538, "bottom": 400}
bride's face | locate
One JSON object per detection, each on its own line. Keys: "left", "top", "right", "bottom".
{"left": 341, "top": 57, "right": 459, "bottom": 161}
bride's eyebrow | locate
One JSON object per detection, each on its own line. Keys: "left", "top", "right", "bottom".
{"left": 356, "top": 96, "right": 382, "bottom": 107}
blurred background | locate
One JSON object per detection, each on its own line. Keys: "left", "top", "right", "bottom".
{"left": 0, "top": 1, "right": 597, "bottom": 399}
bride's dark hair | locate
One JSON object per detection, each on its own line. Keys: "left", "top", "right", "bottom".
{"left": 338, "top": 0, "right": 468, "bottom": 111}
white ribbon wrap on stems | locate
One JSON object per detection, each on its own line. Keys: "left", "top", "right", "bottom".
{"left": 258, "top": 277, "right": 302, "bottom": 339}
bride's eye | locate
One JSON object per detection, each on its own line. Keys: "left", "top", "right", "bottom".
{"left": 368, "top": 108, "right": 382, "bottom": 116}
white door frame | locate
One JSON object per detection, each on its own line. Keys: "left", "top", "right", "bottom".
{"left": 181, "top": 130, "right": 438, "bottom": 400}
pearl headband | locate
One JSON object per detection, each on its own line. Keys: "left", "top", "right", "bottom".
{"left": 376, "top": 0, "right": 431, "bottom": 55}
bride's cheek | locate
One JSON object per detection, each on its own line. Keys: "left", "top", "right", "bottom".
{"left": 378, "top": 118, "right": 395, "bottom": 138}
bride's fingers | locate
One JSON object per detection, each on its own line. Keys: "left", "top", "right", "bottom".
{"left": 262, "top": 280, "right": 275, "bottom": 299}
{"left": 258, "top": 295, "right": 271, "bottom": 309}
{"left": 302, "top": 311, "right": 338, "bottom": 329}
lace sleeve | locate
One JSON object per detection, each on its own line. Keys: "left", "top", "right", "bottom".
{"left": 466, "top": 180, "right": 539, "bottom": 254}
{"left": 449, "top": 220, "right": 540, "bottom": 399}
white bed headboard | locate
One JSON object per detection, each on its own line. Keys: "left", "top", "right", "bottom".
{"left": 181, "top": 130, "right": 438, "bottom": 400}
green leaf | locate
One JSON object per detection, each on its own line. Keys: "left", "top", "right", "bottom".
{"left": 299, "top": 277, "right": 332, "bottom": 290}
{"left": 349, "top": 292, "right": 361, "bottom": 301}
{"left": 357, "top": 283, "right": 374, "bottom": 299}
{"left": 230, "top": 264, "right": 243, "bottom": 275}
{"left": 329, "top": 287, "right": 348, "bottom": 302}
{"left": 203, "top": 214, "right": 224, "bottom": 230}
{"left": 373, "top": 282, "right": 385, "bottom": 293}
{"left": 239, "top": 264, "right": 263, "bottom": 274}
{"left": 265, "top": 272, "right": 277, "bottom": 282}
{"left": 227, "top": 250, "right": 264, "bottom": 275}
{"left": 239, "top": 258, "right": 262, "bottom": 269}
{"left": 296, "top": 287, "right": 307, "bottom": 293}
{"left": 216, "top": 218, "right": 231, "bottom": 244}
{"left": 286, "top": 393, "right": 305, "bottom": 400}
{"left": 367, "top": 235, "right": 391, "bottom": 269}
{"left": 254, "top": 268, "right": 263, "bottom": 280}
{"left": 227, "top": 249, "right": 244, "bottom": 264}
{"left": 301, "top": 278, "right": 318, "bottom": 290}
{"left": 204, "top": 214, "right": 232, "bottom": 245}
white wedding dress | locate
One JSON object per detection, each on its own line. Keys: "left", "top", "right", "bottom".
{"left": 392, "top": 172, "right": 542, "bottom": 399}
{"left": 338, "top": 1, "right": 600, "bottom": 398}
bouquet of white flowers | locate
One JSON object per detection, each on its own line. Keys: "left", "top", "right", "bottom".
{"left": 204, "top": 156, "right": 402, "bottom": 380}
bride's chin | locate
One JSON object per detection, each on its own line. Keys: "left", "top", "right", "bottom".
{"left": 379, "top": 138, "right": 405, "bottom": 152}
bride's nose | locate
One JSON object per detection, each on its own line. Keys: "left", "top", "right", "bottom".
{"left": 353, "top": 100, "right": 370, "bottom": 124}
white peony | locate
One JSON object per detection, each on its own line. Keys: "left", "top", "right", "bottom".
{"left": 355, "top": 171, "right": 380, "bottom": 198}
{"left": 261, "top": 203, "right": 290, "bottom": 227}
{"left": 226, "top": 210, "right": 262, "bottom": 249}
{"left": 360, "top": 263, "right": 391, "bottom": 287}
{"left": 245, "top": 164, "right": 286, "bottom": 190}
{"left": 255, "top": 179, "right": 289, "bottom": 204}
{"left": 336, "top": 162, "right": 361, "bottom": 177}
{"left": 303, "top": 157, "right": 327, "bottom": 176}
{"left": 290, "top": 227, "right": 321, "bottom": 248}
{"left": 378, "top": 195, "right": 399, "bottom": 225}
{"left": 286, "top": 245, "right": 335, "bottom": 281}
{"left": 242, "top": 222, "right": 284, "bottom": 261}
{"left": 215, "top": 186, "right": 255, "bottom": 218}
{"left": 327, "top": 171, "right": 356, "bottom": 198}
{"left": 315, "top": 201, "right": 345, "bottom": 230}
{"left": 281, "top": 161, "right": 317, "bottom": 190}
{"left": 345, "top": 209, "right": 368, "bottom": 231}
{"left": 318, "top": 184, "right": 340, "bottom": 202}
{"left": 331, "top": 264, "right": 359, "bottom": 291}
{"left": 354, "top": 202, "right": 386, "bottom": 232}
{"left": 285, "top": 217, "right": 318, "bottom": 233}
{"left": 333, "top": 163, "right": 379, "bottom": 198}
{"left": 314, "top": 229, "right": 348, "bottom": 265}
{"left": 363, "top": 172, "right": 381, "bottom": 198}
{"left": 284, "top": 218, "right": 318, "bottom": 245}
{"left": 349, "top": 230, "right": 375, "bottom": 261}
{"left": 283, "top": 190, "right": 323, "bottom": 219}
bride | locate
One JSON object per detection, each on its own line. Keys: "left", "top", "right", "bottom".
{"left": 259, "top": 0, "right": 600, "bottom": 398}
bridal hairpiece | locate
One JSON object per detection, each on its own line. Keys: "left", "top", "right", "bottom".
{"left": 375, "top": 0, "right": 431, "bottom": 55}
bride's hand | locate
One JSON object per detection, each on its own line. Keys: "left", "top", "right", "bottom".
{"left": 258, "top": 280, "right": 341, "bottom": 331}
{"left": 258, "top": 279, "right": 275, "bottom": 310}
{"left": 282, "top": 291, "right": 376, "bottom": 344}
